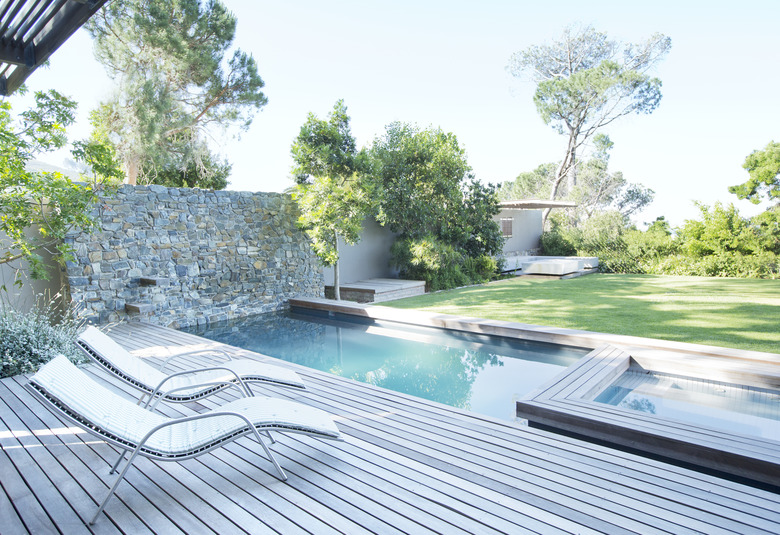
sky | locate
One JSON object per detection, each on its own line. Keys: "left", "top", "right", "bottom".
{"left": 12, "top": 0, "right": 780, "bottom": 228}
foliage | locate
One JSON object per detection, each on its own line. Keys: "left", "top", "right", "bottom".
{"left": 369, "top": 122, "right": 503, "bottom": 290}
{"left": 678, "top": 202, "right": 758, "bottom": 257}
{"left": 390, "top": 235, "right": 500, "bottom": 292}
{"left": 541, "top": 202, "right": 779, "bottom": 279}
{"left": 751, "top": 206, "right": 780, "bottom": 254}
{"left": 498, "top": 162, "right": 557, "bottom": 201}
{"left": 541, "top": 211, "right": 642, "bottom": 273}
{"left": 87, "top": 0, "right": 266, "bottom": 185}
{"left": 500, "top": 134, "right": 653, "bottom": 228}
{"left": 369, "top": 122, "right": 471, "bottom": 237}
{"left": 290, "top": 100, "right": 371, "bottom": 299}
{"left": 507, "top": 25, "right": 670, "bottom": 227}
{"left": 390, "top": 236, "right": 469, "bottom": 291}
{"left": 292, "top": 175, "right": 369, "bottom": 266}
{"left": 729, "top": 141, "right": 780, "bottom": 204}
{"left": 0, "top": 91, "right": 121, "bottom": 286}
{"left": 143, "top": 150, "right": 231, "bottom": 190}
{"left": 0, "top": 298, "right": 84, "bottom": 378}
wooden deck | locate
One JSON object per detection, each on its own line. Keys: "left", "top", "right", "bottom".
{"left": 517, "top": 345, "right": 780, "bottom": 489}
{"left": 2, "top": 322, "right": 780, "bottom": 534}
{"left": 325, "top": 279, "right": 426, "bottom": 303}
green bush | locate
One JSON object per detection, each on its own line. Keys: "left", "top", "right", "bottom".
{"left": 651, "top": 252, "right": 779, "bottom": 278}
{"left": 463, "top": 255, "right": 498, "bottom": 283}
{"left": 0, "top": 307, "right": 84, "bottom": 378}
{"left": 580, "top": 236, "right": 643, "bottom": 274}
{"left": 390, "top": 236, "right": 499, "bottom": 291}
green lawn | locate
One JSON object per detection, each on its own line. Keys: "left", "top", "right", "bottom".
{"left": 384, "top": 274, "right": 780, "bottom": 354}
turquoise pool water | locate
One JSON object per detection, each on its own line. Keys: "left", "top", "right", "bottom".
{"left": 182, "top": 309, "right": 588, "bottom": 422}
{"left": 595, "top": 370, "right": 780, "bottom": 440}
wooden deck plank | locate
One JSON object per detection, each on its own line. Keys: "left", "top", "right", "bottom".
{"left": 0, "top": 377, "right": 182, "bottom": 535}
{"left": 3, "top": 323, "right": 780, "bottom": 534}
{"left": 106, "top": 324, "right": 780, "bottom": 532}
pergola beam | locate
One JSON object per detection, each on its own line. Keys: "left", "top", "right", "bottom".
{"left": 0, "top": 0, "right": 109, "bottom": 96}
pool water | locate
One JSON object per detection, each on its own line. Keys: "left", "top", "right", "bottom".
{"left": 594, "top": 370, "right": 780, "bottom": 440}
{"left": 182, "top": 309, "right": 588, "bottom": 422}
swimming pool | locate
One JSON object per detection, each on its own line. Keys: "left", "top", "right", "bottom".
{"left": 182, "top": 309, "right": 588, "bottom": 422}
{"left": 594, "top": 369, "right": 780, "bottom": 440}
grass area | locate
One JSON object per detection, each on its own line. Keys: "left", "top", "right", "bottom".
{"left": 384, "top": 274, "right": 780, "bottom": 354}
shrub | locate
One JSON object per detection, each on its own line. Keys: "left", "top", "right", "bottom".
{"left": 463, "top": 254, "right": 498, "bottom": 283}
{"left": 390, "top": 236, "right": 499, "bottom": 291}
{"left": 0, "top": 304, "right": 85, "bottom": 378}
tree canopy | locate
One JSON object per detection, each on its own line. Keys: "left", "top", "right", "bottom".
{"left": 0, "top": 91, "right": 121, "bottom": 287}
{"left": 290, "top": 100, "right": 370, "bottom": 300}
{"left": 729, "top": 141, "right": 780, "bottom": 204}
{"left": 368, "top": 122, "right": 502, "bottom": 256}
{"left": 87, "top": 0, "right": 266, "bottom": 186}
{"left": 368, "top": 122, "right": 502, "bottom": 289}
{"left": 499, "top": 134, "right": 653, "bottom": 227}
{"left": 507, "top": 25, "right": 670, "bottom": 227}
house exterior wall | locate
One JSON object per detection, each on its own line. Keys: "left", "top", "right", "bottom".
{"left": 323, "top": 218, "right": 399, "bottom": 285}
{"left": 64, "top": 185, "right": 323, "bottom": 328}
{"left": 496, "top": 208, "right": 543, "bottom": 255}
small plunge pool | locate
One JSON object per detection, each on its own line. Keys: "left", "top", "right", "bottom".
{"left": 182, "top": 309, "right": 589, "bottom": 422}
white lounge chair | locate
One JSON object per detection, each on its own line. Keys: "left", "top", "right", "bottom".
{"left": 28, "top": 355, "right": 343, "bottom": 524}
{"left": 76, "top": 326, "right": 305, "bottom": 409}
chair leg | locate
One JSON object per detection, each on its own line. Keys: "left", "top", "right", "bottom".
{"left": 251, "top": 428, "right": 287, "bottom": 481}
{"left": 109, "top": 450, "right": 126, "bottom": 475}
{"left": 91, "top": 446, "right": 143, "bottom": 524}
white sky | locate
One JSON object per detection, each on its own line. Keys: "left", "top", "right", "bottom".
{"left": 13, "top": 0, "right": 780, "bottom": 227}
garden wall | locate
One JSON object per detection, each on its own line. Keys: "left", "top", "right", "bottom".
{"left": 64, "top": 185, "right": 323, "bottom": 328}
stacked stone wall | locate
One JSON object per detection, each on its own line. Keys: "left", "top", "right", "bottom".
{"left": 64, "top": 185, "right": 323, "bottom": 328}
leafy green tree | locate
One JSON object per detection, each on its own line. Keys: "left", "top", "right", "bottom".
{"left": 750, "top": 206, "right": 780, "bottom": 254}
{"left": 368, "top": 122, "right": 502, "bottom": 289}
{"left": 290, "top": 100, "right": 370, "bottom": 300}
{"left": 0, "top": 91, "right": 121, "bottom": 287}
{"left": 508, "top": 25, "right": 670, "bottom": 227}
{"left": 369, "top": 122, "right": 502, "bottom": 256}
{"left": 729, "top": 141, "right": 780, "bottom": 204}
{"left": 87, "top": 0, "right": 266, "bottom": 185}
{"left": 501, "top": 135, "right": 653, "bottom": 227}
{"left": 679, "top": 202, "right": 757, "bottom": 257}
{"left": 498, "top": 162, "right": 556, "bottom": 201}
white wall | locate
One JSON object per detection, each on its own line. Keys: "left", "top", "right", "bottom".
{"left": 496, "top": 209, "right": 543, "bottom": 254}
{"left": 323, "top": 218, "right": 399, "bottom": 285}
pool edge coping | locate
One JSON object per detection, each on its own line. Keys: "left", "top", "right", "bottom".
{"left": 288, "top": 297, "right": 780, "bottom": 365}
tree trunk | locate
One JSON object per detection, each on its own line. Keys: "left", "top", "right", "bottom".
{"left": 540, "top": 128, "right": 579, "bottom": 230}
{"left": 124, "top": 156, "right": 139, "bottom": 185}
{"left": 333, "top": 236, "right": 341, "bottom": 300}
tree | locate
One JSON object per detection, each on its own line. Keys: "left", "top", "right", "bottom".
{"left": 143, "top": 150, "right": 231, "bottom": 190}
{"left": 500, "top": 135, "right": 653, "bottom": 227}
{"left": 0, "top": 91, "right": 121, "bottom": 288}
{"left": 508, "top": 25, "right": 671, "bottom": 228}
{"left": 368, "top": 122, "right": 503, "bottom": 289}
{"left": 498, "top": 162, "right": 556, "bottom": 201}
{"left": 729, "top": 141, "right": 780, "bottom": 204}
{"left": 369, "top": 122, "right": 502, "bottom": 256}
{"left": 87, "top": 0, "right": 267, "bottom": 185}
{"left": 290, "top": 100, "right": 370, "bottom": 300}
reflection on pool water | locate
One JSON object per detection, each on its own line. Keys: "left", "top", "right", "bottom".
{"left": 594, "top": 370, "right": 780, "bottom": 440}
{"left": 182, "top": 309, "right": 588, "bottom": 422}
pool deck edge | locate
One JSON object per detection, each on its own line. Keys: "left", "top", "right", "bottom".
{"left": 288, "top": 297, "right": 780, "bottom": 365}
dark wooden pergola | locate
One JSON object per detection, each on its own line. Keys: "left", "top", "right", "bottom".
{"left": 0, "top": 0, "right": 109, "bottom": 96}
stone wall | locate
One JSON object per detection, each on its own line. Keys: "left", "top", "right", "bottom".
{"left": 64, "top": 185, "right": 323, "bottom": 328}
